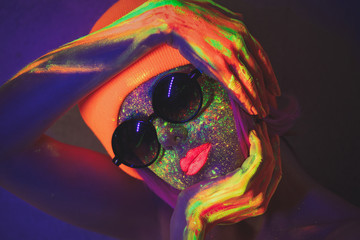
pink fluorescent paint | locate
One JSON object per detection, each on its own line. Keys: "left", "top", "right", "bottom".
{"left": 180, "top": 143, "right": 212, "bottom": 176}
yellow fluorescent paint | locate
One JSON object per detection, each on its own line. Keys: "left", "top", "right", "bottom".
{"left": 207, "top": 193, "right": 264, "bottom": 223}
{"left": 183, "top": 131, "right": 262, "bottom": 238}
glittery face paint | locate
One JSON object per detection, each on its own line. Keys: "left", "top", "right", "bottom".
{"left": 119, "top": 65, "right": 244, "bottom": 190}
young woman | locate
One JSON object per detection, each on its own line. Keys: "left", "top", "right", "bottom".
{"left": 1, "top": 0, "right": 359, "bottom": 239}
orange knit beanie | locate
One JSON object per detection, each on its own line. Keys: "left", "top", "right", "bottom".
{"left": 78, "top": 0, "right": 189, "bottom": 180}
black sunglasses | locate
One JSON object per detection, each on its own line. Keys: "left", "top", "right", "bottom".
{"left": 111, "top": 69, "right": 203, "bottom": 168}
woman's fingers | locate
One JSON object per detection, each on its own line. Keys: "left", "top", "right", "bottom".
{"left": 245, "top": 33, "right": 281, "bottom": 96}
{"left": 169, "top": 2, "right": 277, "bottom": 117}
{"left": 166, "top": 3, "right": 268, "bottom": 116}
{"left": 175, "top": 34, "right": 261, "bottom": 116}
{"left": 244, "top": 125, "right": 279, "bottom": 215}
{"left": 238, "top": 123, "right": 276, "bottom": 197}
{"left": 229, "top": 56, "right": 266, "bottom": 116}
{"left": 240, "top": 130, "right": 263, "bottom": 180}
{"left": 206, "top": 17, "right": 267, "bottom": 116}
{"left": 201, "top": 13, "right": 269, "bottom": 117}
{"left": 235, "top": 37, "right": 269, "bottom": 115}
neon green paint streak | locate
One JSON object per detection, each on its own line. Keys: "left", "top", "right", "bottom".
{"left": 241, "top": 46, "right": 250, "bottom": 60}
{"left": 107, "top": 0, "right": 184, "bottom": 28}
{"left": 205, "top": 38, "right": 232, "bottom": 58}
{"left": 67, "top": 0, "right": 178, "bottom": 43}
{"left": 192, "top": 46, "right": 215, "bottom": 69}
{"left": 187, "top": 200, "right": 203, "bottom": 216}
{"left": 219, "top": 26, "right": 237, "bottom": 37}
{"left": 206, "top": 0, "right": 240, "bottom": 17}
{"left": 175, "top": 6, "right": 186, "bottom": 15}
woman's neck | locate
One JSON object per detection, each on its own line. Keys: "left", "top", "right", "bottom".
{"left": 255, "top": 137, "right": 360, "bottom": 239}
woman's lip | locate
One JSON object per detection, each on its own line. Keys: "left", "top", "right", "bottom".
{"left": 180, "top": 143, "right": 211, "bottom": 176}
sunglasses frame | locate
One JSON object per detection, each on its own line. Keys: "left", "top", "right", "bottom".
{"left": 112, "top": 68, "right": 203, "bottom": 168}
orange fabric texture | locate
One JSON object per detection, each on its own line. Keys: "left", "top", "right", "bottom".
{"left": 78, "top": 0, "right": 189, "bottom": 179}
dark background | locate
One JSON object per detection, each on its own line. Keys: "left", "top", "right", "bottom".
{"left": 0, "top": 0, "right": 359, "bottom": 239}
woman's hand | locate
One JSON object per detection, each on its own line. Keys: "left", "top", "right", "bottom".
{"left": 113, "top": 0, "right": 280, "bottom": 117}
{"left": 170, "top": 122, "right": 281, "bottom": 240}
{"left": 163, "top": 0, "right": 280, "bottom": 117}
{"left": 102, "top": 0, "right": 280, "bottom": 117}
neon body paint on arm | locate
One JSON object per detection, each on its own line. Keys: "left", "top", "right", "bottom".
{"left": 11, "top": 0, "right": 279, "bottom": 119}
{"left": 30, "top": 64, "right": 106, "bottom": 74}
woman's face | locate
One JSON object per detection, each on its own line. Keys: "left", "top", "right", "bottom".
{"left": 118, "top": 65, "right": 244, "bottom": 190}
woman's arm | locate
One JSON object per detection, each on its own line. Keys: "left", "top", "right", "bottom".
{"left": 0, "top": 5, "right": 174, "bottom": 238}
{"left": 0, "top": 135, "right": 162, "bottom": 239}
{"left": 0, "top": 3, "right": 172, "bottom": 239}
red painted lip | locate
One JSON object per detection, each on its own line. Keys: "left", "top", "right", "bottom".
{"left": 180, "top": 143, "right": 212, "bottom": 176}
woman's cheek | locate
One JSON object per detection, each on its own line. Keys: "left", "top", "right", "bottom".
{"left": 149, "top": 150, "right": 184, "bottom": 186}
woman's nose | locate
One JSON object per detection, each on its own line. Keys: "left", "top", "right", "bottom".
{"left": 155, "top": 121, "right": 188, "bottom": 150}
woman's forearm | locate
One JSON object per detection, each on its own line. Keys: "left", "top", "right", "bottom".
{"left": 0, "top": 64, "right": 106, "bottom": 157}
{"left": 0, "top": 3, "right": 176, "bottom": 235}
{"left": 0, "top": 4, "right": 172, "bottom": 158}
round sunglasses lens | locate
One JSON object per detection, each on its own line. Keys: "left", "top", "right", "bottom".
{"left": 112, "top": 120, "right": 160, "bottom": 168}
{"left": 152, "top": 73, "right": 202, "bottom": 123}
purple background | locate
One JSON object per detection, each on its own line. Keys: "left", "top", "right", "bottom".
{"left": 0, "top": 0, "right": 359, "bottom": 239}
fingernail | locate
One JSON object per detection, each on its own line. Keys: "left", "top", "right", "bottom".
{"left": 250, "top": 130, "right": 257, "bottom": 140}
{"left": 250, "top": 106, "right": 258, "bottom": 115}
